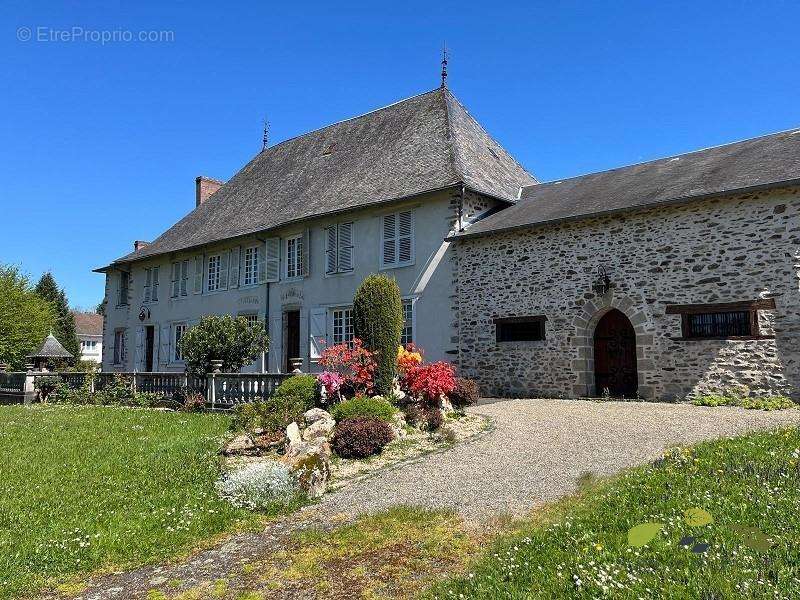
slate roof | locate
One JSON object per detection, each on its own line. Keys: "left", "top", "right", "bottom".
{"left": 455, "top": 127, "right": 800, "bottom": 240}
{"left": 107, "top": 87, "right": 535, "bottom": 266}
{"left": 73, "top": 312, "right": 103, "bottom": 337}
{"left": 27, "top": 334, "right": 74, "bottom": 359}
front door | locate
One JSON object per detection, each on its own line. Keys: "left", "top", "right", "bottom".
{"left": 144, "top": 326, "right": 155, "bottom": 372}
{"left": 285, "top": 310, "right": 300, "bottom": 372}
{"left": 593, "top": 309, "right": 638, "bottom": 397}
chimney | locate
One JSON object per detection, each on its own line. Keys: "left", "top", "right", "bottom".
{"left": 196, "top": 176, "right": 223, "bottom": 207}
{"left": 134, "top": 240, "right": 150, "bottom": 252}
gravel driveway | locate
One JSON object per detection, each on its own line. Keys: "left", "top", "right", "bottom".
{"left": 319, "top": 399, "right": 800, "bottom": 525}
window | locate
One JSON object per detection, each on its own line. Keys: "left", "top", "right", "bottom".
{"left": 113, "top": 329, "right": 126, "bottom": 364}
{"left": 118, "top": 272, "right": 129, "bottom": 306}
{"left": 326, "top": 222, "right": 354, "bottom": 274}
{"left": 381, "top": 209, "right": 414, "bottom": 268}
{"left": 143, "top": 266, "right": 159, "bottom": 302}
{"left": 239, "top": 313, "right": 261, "bottom": 328}
{"left": 401, "top": 299, "right": 414, "bottom": 346}
{"left": 494, "top": 316, "right": 546, "bottom": 342}
{"left": 173, "top": 323, "right": 187, "bottom": 361}
{"left": 243, "top": 246, "right": 261, "bottom": 286}
{"left": 331, "top": 308, "right": 354, "bottom": 345}
{"left": 207, "top": 254, "right": 221, "bottom": 291}
{"left": 286, "top": 234, "right": 304, "bottom": 279}
{"left": 171, "top": 260, "right": 189, "bottom": 297}
{"left": 666, "top": 299, "right": 775, "bottom": 339}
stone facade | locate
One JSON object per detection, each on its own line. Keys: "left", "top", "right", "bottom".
{"left": 454, "top": 186, "right": 800, "bottom": 401}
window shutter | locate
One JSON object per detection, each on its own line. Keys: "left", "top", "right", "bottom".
{"left": 338, "top": 222, "right": 353, "bottom": 271}
{"left": 180, "top": 260, "right": 188, "bottom": 296}
{"left": 325, "top": 226, "right": 337, "bottom": 274}
{"left": 218, "top": 252, "right": 229, "bottom": 290}
{"left": 193, "top": 256, "right": 203, "bottom": 294}
{"left": 301, "top": 229, "right": 310, "bottom": 277}
{"left": 398, "top": 210, "right": 413, "bottom": 263}
{"left": 170, "top": 263, "right": 178, "bottom": 298}
{"left": 152, "top": 267, "right": 159, "bottom": 301}
{"left": 229, "top": 246, "right": 241, "bottom": 288}
{"left": 134, "top": 327, "right": 144, "bottom": 370}
{"left": 264, "top": 238, "right": 280, "bottom": 282}
{"left": 309, "top": 307, "right": 327, "bottom": 362}
{"left": 158, "top": 325, "right": 170, "bottom": 367}
{"left": 382, "top": 213, "right": 396, "bottom": 265}
{"left": 143, "top": 269, "right": 151, "bottom": 303}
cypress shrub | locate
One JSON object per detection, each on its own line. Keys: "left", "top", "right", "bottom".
{"left": 352, "top": 274, "right": 403, "bottom": 395}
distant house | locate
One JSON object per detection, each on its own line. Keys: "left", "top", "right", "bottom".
{"left": 73, "top": 312, "right": 103, "bottom": 363}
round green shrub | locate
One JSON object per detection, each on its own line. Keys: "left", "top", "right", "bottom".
{"left": 352, "top": 274, "right": 403, "bottom": 396}
{"left": 331, "top": 395, "right": 397, "bottom": 423}
{"left": 272, "top": 374, "right": 318, "bottom": 410}
{"left": 331, "top": 417, "right": 394, "bottom": 459}
{"left": 232, "top": 375, "right": 318, "bottom": 434}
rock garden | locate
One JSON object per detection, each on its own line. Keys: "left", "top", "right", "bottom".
{"left": 219, "top": 274, "right": 488, "bottom": 510}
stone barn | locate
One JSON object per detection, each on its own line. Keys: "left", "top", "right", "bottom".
{"left": 451, "top": 129, "right": 800, "bottom": 401}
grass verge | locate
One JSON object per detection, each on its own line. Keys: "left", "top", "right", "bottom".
{"left": 424, "top": 426, "right": 800, "bottom": 599}
{"left": 0, "top": 404, "right": 262, "bottom": 598}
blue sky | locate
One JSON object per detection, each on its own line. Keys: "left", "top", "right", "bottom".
{"left": 2, "top": 1, "right": 798, "bottom": 309}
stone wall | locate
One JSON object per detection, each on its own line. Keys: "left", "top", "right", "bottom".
{"left": 454, "top": 186, "right": 800, "bottom": 400}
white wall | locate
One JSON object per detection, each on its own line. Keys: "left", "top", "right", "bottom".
{"left": 101, "top": 188, "right": 483, "bottom": 373}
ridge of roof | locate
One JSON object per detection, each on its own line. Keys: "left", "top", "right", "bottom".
{"left": 453, "top": 126, "right": 800, "bottom": 241}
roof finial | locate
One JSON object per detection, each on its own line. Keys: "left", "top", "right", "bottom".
{"left": 440, "top": 43, "right": 448, "bottom": 88}
{"left": 261, "top": 118, "right": 270, "bottom": 152}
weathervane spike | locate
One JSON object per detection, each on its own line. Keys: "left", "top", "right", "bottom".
{"left": 261, "top": 118, "right": 270, "bottom": 152}
{"left": 440, "top": 43, "right": 448, "bottom": 88}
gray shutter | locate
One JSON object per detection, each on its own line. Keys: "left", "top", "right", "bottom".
{"left": 325, "top": 226, "right": 337, "bottom": 274}
{"left": 398, "top": 210, "right": 413, "bottom": 263}
{"left": 193, "top": 256, "right": 203, "bottom": 294}
{"left": 170, "top": 262, "right": 178, "bottom": 298}
{"left": 180, "top": 260, "right": 189, "bottom": 296}
{"left": 382, "top": 213, "right": 396, "bottom": 265}
{"left": 159, "top": 325, "right": 170, "bottom": 367}
{"left": 338, "top": 222, "right": 353, "bottom": 271}
{"left": 229, "top": 246, "right": 241, "bottom": 288}
{"left": 143, "top": 269, "right": 151, "bottom": 303}
{"left": 301, "top": 229, "right": 310, "bottom": 277}
{"left": 152, "top": 266, "right": 159, "bottom": 301}
{"left": 218, "top": 251, "right": 229, "bottom": 290}
{"left": 309, "top": 307, "right": 327, "bottom": 362}
{"left": 134, "top": 327, "right": 144, "bottom": 371}
{"left": 265, "top": 238, "right": 280, "bottom": 282}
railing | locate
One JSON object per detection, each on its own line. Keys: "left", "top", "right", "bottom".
{"left": 0, "top": 370, "right": 295, "bottom": 408}
{"left": 211, "top": 373, "right": 292, "bottom": 407}
{"left": 0, "top": 372, "right": 26, "bottom": 393}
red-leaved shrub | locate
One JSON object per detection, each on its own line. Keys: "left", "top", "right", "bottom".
{"left": 331, "top": 417, "right": 394, "bottom": 459}
{"left": 319, "top": 338, "right": 376, "bottom": 395}
{"left": 449, "top": 378, "right": 480, "bottom": 408}
{"left": 401, "top": 361, "right": 456, "bottom": 402}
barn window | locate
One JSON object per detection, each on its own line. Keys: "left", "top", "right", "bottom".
{"left": 494, "top": 316, "right": 547, "bottom": 342}
{"left": 665, "top": 299, "right": 776, "bottom": 339}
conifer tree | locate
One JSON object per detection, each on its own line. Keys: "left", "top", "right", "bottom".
{"left": 34, "top": 272, "right": 81, "bottom": 360}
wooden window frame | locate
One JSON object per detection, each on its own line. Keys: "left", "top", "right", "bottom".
{"left": 665, "top": 299, "right": 776, "bottom": 340}
{"left": 494, "top": 315, "right": 547, "bottom": 343}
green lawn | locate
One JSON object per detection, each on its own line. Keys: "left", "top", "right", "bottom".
{"left": 0, "top": 404, "right": 254, "bottom": 598}
{"left": 426, "top": 427, "right": 800, "bottom": 599}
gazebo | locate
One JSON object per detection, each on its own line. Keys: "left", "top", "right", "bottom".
{"left": 27, "top": 333, "right": 73, "bottom": 371}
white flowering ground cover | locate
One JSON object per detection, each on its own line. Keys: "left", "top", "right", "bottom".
{"left": 0, "top": 404, "right": 259, "bottom": 598}
{"left": 425, "top": 426, "right": 800, "bottom": 599}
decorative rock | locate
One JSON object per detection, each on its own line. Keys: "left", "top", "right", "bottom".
{"left": 302, "top": 417, "right": 336, "bottom": 441}
{"left": 282, "top": 438, "right": 332, "bottom": 499}
{"left": 390, "top": 411, "right": 408, "bottom": 439}
{"left": 439, "top": 394, "right": 454, "bottom": 413}
{"left": 304, "top": 407, "right": 333, "bottom": 425}
{"left": 223, "top": 434, "right": 256, "bottom": 456}
{"left": 286, "top": 421, "right": 302, "bottom": 446}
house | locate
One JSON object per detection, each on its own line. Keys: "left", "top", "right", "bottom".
{"left": 95, "top": 87, "right": 535, "bottom": 373}
{"left": 96, "top": 84, "right": 800, "bottom": 400}
{"left": 73, "top": 312, "right": 103, "bottom": 363}
{"left": 450, "top": 129, "right": 800, "bottom": 400}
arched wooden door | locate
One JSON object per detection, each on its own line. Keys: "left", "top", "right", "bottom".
{"left": 593, "top": 309, "right": 638, "bottom": 397}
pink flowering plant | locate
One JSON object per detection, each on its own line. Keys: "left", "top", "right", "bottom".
{"left": 316, "top": 370, "right": 344, "bottom": 403}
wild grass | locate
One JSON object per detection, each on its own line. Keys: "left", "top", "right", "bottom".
{"left": 0, "top": 404, "right": 258, "bottom": 598}
{"left": 425, "top": 427, "right": 800, "bottom": 599}
{"left": 691, "top": 394, "right": 796, "bottom": 410}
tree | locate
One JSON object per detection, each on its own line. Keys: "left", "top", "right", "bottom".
{"left": 34, "top": 272, "right": 81, "bottom": 360}
{"left": 352, "top": 274, "right": 403, "bottom": 395}
{"left": 179, "top": 315, "right": 269, "bottom": 376}
{"left": 0, "top": 265, "right": 56, "bottom": 369}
